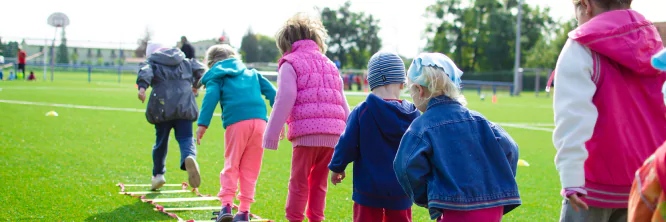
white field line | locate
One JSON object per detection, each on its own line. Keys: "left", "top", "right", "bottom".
{"left": 143, "top": 196, "right": 220, "bottom": 203}
{"left": 0, "top": 99, "right": 554, "bottom": 132}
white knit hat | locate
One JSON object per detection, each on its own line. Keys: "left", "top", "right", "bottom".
{"left": 146, "top": 43, "right": 164, "bottom": 57}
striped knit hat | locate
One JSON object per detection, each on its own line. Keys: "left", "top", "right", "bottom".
{"left": 367, "top": 51, "right": 406, "bottom": 90}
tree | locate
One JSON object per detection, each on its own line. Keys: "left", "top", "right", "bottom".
{"left": 2, "top": 41, "right": 18, "bottom": 58}
{"left": 524, "top": 18, "right": 577, "bottom": 69}
{"left": 424, "top": 0, "right": 554, "bottom": 72}
{"left": 240, "top": 28, "right": 260, "bottom": 63}
{"left": 322, "top": 1, "right": 382, "bottom": 69}
{"left": 56, "top": 28, "right": 69, "bottom": 64}
{"left": 257, "top": 35, "right": 280, "bottom": 63}
{"left": 135, "top": 27, "right": 152, "bottom": 58}
{"left": 70, "top": 48, "right": 79, "bottom": 65}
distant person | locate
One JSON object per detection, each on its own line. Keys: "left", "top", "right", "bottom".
{"left": 552, "top": 0, "right": 666, "bottom": 221}
{"left": 333, "top": 56, "right": 341, "bottom": 70}
{"left": 329, "top": 52, "right": 419, "bottom": 222}
{"left": 17, "top": 47, "right": 26, "bottom": 79}
{"left": 136, "top": 43, "right": 206, "bottom": 191}
{"left": 196, "top": 44, "right": 277, "bottom": 222}
{"left": 0, "top": 55, "right": 4, "bottom": 80}
{"left": 27, "top": 71, "right": 36, "bottom": 81}
{"left": 264, "top": 13, "right": 350, "bottom": 222}
{"left": 180, "top": 36, "right": 196, "bottom": 60}
{"left": 394, "top": 53, "right": 520, "bottom": 222}
{"left": 628, "top": 49, "right": 666, "bottom": 222}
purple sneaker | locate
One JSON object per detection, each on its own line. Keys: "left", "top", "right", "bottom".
{"left": 232, "top": 211, "right": 250, "bottom": 222}
{"left": 215, "top": 204, "right": 233, "bottom": 222}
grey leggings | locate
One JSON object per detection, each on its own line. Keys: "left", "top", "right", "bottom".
{"left": 559, "top": 199, "right": 627, "bottom": 222}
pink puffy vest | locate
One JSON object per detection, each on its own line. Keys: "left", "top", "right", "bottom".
{"left": 568, "top": 10, "right": 666, "bottom": 208}
{"left": 278, "top": 40, "right": 347, "bottom": 140}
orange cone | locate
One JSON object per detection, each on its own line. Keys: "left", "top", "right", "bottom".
{"left": 492, "top": 95, "right": 498, "bottom": 103}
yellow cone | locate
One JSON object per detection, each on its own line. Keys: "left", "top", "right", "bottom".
{"left": 45, "top": 111, "right": 59, "bottom": 117}
{"left": 518, "top": 159, "right": 530, "bottom": 167}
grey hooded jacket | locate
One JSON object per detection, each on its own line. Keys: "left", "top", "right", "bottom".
{"left": 136, "top": 48, "right": 205, "bottom": 124}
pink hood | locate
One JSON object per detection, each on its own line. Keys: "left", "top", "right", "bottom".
{"left": 569, "top": 9, "right": 664, "bottom": 76}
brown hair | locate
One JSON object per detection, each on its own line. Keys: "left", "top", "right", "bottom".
{"left": 205, "top": 44, "right": 237, "bottom": 68}
{"left": 573, "top": 0, "right": 632, "bottom": 9}
{"left": 275, "top": 13, "right": 328, "bottom": 54}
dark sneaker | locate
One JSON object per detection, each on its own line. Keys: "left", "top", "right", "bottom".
{"left": 184, "top": 156, "right": 200, "bottom": 188}
{"left": 215, "top": 204, "right": 233, "bottom": 222}
{"left": 232, "top": 211, "right": 250, "bottom": 222}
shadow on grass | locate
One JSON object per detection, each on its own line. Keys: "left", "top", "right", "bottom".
{"left": 84, "top": 201, "right": 173, "bottom": 221}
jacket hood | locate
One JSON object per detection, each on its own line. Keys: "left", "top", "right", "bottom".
{"left": 569, "top": 9, "right": 664, "bottom": 76}
{"left": 148, "top": 48, "right": 185, "bottom": 66}
{"left": 366, "top": 94, "right": 420, "bottom": 144}
{"left": 200, "top": 58, "right": 247, "bottom": 85}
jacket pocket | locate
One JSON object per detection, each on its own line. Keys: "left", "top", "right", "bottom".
{"left": 146, "top": 86, "right": 168, "bottom": 124}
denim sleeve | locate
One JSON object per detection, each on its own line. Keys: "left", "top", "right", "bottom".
{"left": 394, "top": 131, "right": 431, "bottom": 207}
{"left": 197, "top": 80, "right": 221, "bottom": 127}
{"left": 492, "top": 124, "right": 520, "bottom": 176}
{"left": 328, "top": 107, "right": 361, "bottom": 173}
{"left": 258, "top": 73, "right": 277, "bottom": 107}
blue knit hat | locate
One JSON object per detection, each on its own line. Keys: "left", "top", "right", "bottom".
{"left": 367, "top": 51, "right": 406, "bottom": 90}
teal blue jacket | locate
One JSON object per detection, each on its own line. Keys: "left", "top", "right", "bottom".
{"left": 197, "top": 58, "right": 276, "bottom": 129}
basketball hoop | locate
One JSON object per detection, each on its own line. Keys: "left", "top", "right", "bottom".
{"left": 47, "top": 12, "right": 70, "bottom": 28}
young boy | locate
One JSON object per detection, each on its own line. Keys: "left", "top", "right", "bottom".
{"left": 328, "top": 52, "right": 420, "bottom": 222}
{"left": 136, "top": 43, "right": 206, "bottom": 190}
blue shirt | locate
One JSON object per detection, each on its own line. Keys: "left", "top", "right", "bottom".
{"left": 197, "top": 58, "right": 276, "bottom": 129}
{"left": 394, "top": 95, "right": 521, "bottom": 219}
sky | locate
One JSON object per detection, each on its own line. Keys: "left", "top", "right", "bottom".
{"left": 1, "top": 0, "right": 665, "bottom": 56}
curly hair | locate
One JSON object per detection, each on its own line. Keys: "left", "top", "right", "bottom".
{"left": 275, "top": 13, "right": 329, "bottom": 54}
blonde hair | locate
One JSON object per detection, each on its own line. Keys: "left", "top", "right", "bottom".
{"left": 205, "top": 44, "right": 237, "bottom": 68}
{"left": 275, "top": 13, "right": 328, "bottom": 54}
{"left": 409, "top": 66, "right": 467, "bottom": 106}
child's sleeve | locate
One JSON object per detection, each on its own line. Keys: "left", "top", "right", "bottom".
{"left": 263, "top": 63, "right": 298, "bottom": 150}
{"left": 491, "top": 124, "right": 519, "bottom": 176}
{"left": 552, "top": 39, "right": 598, "bottom": 191}
{"left": 328, "top": 107, "right": 361, "bottom": 173}
{"left": 136, "top": 63, "right": 153, "bottom": 90}
{"left": 197, "top": 80, "right": 222, "bottom": 128}
{"left": 257, "top": 73, "right": 277, "bottom": 107}
{"left": 394, "top": 131, "right": 432, "bottom": 207}
{"left": 340, "top": 77, "right": 351, "bottom": 117}
{"left": 191, "top": 60, "right": 206, "bottom": 88}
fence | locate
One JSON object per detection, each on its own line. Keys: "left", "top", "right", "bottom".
{"left": 1, "top": 61, "right": 138, "bottom": 83}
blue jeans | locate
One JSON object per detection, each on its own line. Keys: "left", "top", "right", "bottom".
{"left": 152, "top": 119, "right": 196, "bottom": 176}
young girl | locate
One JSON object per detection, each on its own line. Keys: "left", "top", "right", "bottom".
{"left": 394, "top": 53, "right": 521, "bottom": 222}
{"left": 628, "top": 50, "right": 666, "bottom": 222}
{"left": 263, "top": 13, "right": 350, "bottom": 222}
{"left": 196, "top": 44, "right": 277, "bottom": 222}
{"left": 552, "top": 1, "right": 666, "bottom": 221}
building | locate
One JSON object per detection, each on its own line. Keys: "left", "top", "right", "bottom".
{"left": 656, "top": 22, "right": 666, "bottom": 45}
{"left": 20, "top": 39, "right": 137, "bottom": 66}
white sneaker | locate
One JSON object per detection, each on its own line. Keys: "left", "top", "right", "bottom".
{"left": 184, "top": 156, "right": 201, "bottom": 188}
{"left": 151, "top": 174, "right": 166, "bottom": 191}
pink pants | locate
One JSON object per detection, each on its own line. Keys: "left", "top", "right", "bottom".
{"left": 438, "top": 206, "right": 503, "bottom": 222}
{"left": 218, "top": 119, "right": 266, "bottom": 212}
{"left": 285, "top": 146, "right": 334, "bottom": 222}
{"left": 354, "top": 203, "right": 412, "bottom": 222}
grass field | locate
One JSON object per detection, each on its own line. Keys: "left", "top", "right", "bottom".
{"left": 0, "top": 72, "right": 560, "bottom": 221}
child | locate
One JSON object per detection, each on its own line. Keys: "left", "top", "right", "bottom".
{"left": 394, "top": 53, "right": 521, "bottom": 222}
{"left": 627, "top": 49, "right": 666, "bottom": 222}
{"left": 196, "top": 44, "right": 276, "bottom": 222}
{"left": 28, "top": 71, "right": 36, "bottom": 81}
{"left": 552, "top": 1, "right": 666, "bottom": 221}
{"left": 328, "top": 51, "right": 420, "bottom": 222}
{"left": 136, "top": 43, "right": 205, "bottom": 191}
{"left": 263, "top": 13, "right": 350, "bottom": 222}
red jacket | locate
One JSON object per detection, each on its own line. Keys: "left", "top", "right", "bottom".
{"left": 18, "top": 50, "right": 26, "bottom": 64}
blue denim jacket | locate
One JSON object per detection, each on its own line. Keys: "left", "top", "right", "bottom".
{"left": 394, "top": 96, "right": 521, "bottom": 219}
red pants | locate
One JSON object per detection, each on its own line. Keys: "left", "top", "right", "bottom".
{"left": 353, "top": 203, "right": 412, "bottom": 222}
{"left": 285, "top": 146, "right": 333, "bottom": 222}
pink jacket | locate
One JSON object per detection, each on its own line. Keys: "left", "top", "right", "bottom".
{"left": 568, "top": 9, "right": 666, "bottom": 207}
{"left": 263, "top": 40, "right": 348, "bottom": 150}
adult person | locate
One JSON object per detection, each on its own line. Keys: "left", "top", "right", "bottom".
{"left": 180, "top": 36, "right": 196, "bottom": 60}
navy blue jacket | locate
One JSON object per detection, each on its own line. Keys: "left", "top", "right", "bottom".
{"left": 329, "top": 94, "right": 420, "bottom": 210}
{"left": 394, "top": 95, "right": 521, "bottom": 219}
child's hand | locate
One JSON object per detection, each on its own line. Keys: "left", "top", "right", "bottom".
{"left": 192, "top": 87, "right": 198, "bottom": 95}
{"left": 279, "top": 126, "right": 286, "bottom": 140}
{"left": 138, "top": 88, "right": 146, "bottom": 103}
{"left": 331, "top": 171, "right": 346, "bottom": 185}
{"left": 196, "top": 126, "right": 207, "bottom": 145}
{"left": 567, "top": 194, "right": 589, "bottom": 212}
